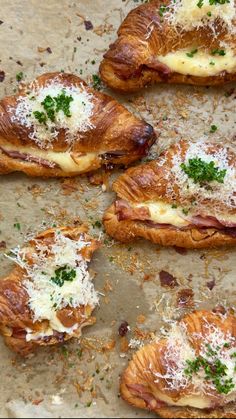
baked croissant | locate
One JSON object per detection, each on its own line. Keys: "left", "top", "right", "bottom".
{"left": 121, "top": 310, "right": 236, "bottom": 418}
{"left": 100, "top": 0, "right": 236, "bottom": 92}
{"left": 0, "top": 72, "right": 156, "bottom": 176}
{"left": 103, "top": 140, "right": 236, "bottom": 249}
{"left": 0, "top": 226, "right": 100, "bottom": 356}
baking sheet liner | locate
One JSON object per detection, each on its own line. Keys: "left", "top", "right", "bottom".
{"left": 0, "top": 0, "right": 236, "bottom": 417}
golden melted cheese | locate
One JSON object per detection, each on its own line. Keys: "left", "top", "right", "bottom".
{"left": 2, "top": 144, "right": 99, "bottom": 173}
{"left": 134, "top": 201, "right": 236, "bottom": 226}
{"left": 157, "top": 48, "right": 236, "bottom": 77}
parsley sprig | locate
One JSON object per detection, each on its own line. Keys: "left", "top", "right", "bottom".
{"left": 181, "top": 158, "right": 226, "bottom": 185}
{"left": 50, "top": 265, "right": 76, "bottom": 287}
{"left": 33, "top": 90, "right": 73, "bottom": 124}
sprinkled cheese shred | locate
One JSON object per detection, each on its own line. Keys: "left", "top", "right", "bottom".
{"left": 7, "top": 232, "right": 99, "bottom": 329}
{"left": 164, "top": 0, "right": 236, "bottom": 32}
{"left": 9, "top": 79, "right": 95, "bottom": 149}
{"left": 153, "top": 319, "right": 236, "bottom": 398}
{"left": 165, "top": 140, "right": 236, "bottom": 210}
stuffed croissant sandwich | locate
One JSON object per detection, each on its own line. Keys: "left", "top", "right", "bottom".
{"left": 0, "top": 72, "right": 155, "bottom": 176}
{"left": 0, "top": 226, "right": 100, "bottom": 355}
{"left": 121, "top": 309, "right": 236, "bottom": 418}
{"left": 100, "top": 0, "right": 236, "bottom": 92}
{"left": 103, "top": 140, "right": 236, "bottom": 249}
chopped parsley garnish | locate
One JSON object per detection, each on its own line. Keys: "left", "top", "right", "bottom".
{"left": 182, "top": 208, "right": 189, "bottom": 215}
{"left": 50, "top": 265, "right": 76, "bottom": 287}
{"left": 13, "top": 222, "right": 21, "bottom": 231}
{"left": 209, "top": 0, "right": 230, "bottom": 5}
{"left": 197, "top": 0, "right": 204, "bottom": 8}
{"left": 186, "top": 49, "right": 198, "bottom": 58}
{"left": 159, "top": 4, "right": 169, "bottom": 17}
{"left": 207, "top": 11, "right": 212, "bottom": 16}
{"left": 181, "top": 157, "right": 226, "bottom": 184}
{"left": 209, "top": 61, "right": 215, "bottom": 66}
{"left": 92, "top": 74, "right": 102, "bottom": 90}
{"left": 92, "top": 220, "right": 102, "bottom": 229}
{"left": 210, "top": 124, "right": 217, "bottom": 133}
{"left": 185, "top": 343, "right": 235, "bottom": 395}
{"left": 211, "top": 49, "right": 226, "bottom": 56}
{"left": 33, "top": 90, "right": 73, "bottom": 124}
{"left": 16, "top": 71, "right": 24, "bottom": 82}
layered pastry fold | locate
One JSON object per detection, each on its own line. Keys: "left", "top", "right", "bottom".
{"left": 103, "top": 140, "right": 236, "bottom": 248}
{"left": 0, "top": 226, "right": 100, "bottom": 355}
{"left": 0, "top": 72, "right": 155, "bottom": 176}
{"left": 121, "top": 310, "right": 236, "bottom": 418}
{"left": 100, "top": 0, "right": 236, "bottom": 92}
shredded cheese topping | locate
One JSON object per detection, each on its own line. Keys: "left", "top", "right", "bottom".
{"left": 9, "top": 79, "right": 95, "bottom": 149}
{"left": 9, "top": 232, "right": 99, "bottom": 329}
{"left": 165, "top": 0, "right": 236, "bottom": 32}
{"left": 163, "top": 140, "right": 236, "bottom": 211}
{"left": 154, "top": 318, "right": 236, "bottom": 398}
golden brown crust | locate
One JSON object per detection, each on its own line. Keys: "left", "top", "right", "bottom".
{"left": 0, "top": 226, "right": 99, "bottom": 356}
{"left": 0, "top": 72, "right": 156, "bottom": 176}
{"left": 103, "top": 203, "right": 236, "bottom": 249}
{"left": 120, "top": 310, "right": 236, "bottom": 418}
{"left": 100, "top": 0, "right": 236, "bottom": 92}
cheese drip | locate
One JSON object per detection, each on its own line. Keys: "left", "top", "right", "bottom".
{"left": 157, "top": 48, "right": 236, "bottom": 77}
{"left": 1, "top": 144, "right": 99, "bottom": 173}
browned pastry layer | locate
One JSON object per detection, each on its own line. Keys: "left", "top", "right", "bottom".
{"left": 121, "top": 310, "right": 236, "bottom": 418}
{"left": 100, "top": 0, "right": 236, "bottom": 92}
{"left": 0, "top": 226, "right": 99, "bottom": 356}
{"left": 103, "top": 140, "right": 236, "bottom": 249}
{"left": 0, "top": 72, "right": 156, "bottom": 176}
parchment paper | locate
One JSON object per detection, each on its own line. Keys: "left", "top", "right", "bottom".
{"left": 0, "top": 1, "right": 236, "bottom": 418}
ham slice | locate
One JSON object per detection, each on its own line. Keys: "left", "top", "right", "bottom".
{"left": 115, "top": 200, "right": 236, "bottom": 235}
{"left": 126, "top": 383, "right": 166, "bottom": 409}
{"left": 115, "top": 199, "right": 150, "bottom": 221}
{"left": 0, "top": 147, "right": 57, "bottom": 169}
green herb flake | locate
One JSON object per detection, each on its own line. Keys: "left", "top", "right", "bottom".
{"left": 211, "top": 49, "right": 226, "bottom": 56}
{"left": 186, "top": 49, "right": 198, "bottom": 58}
{"left": 13, "top": 222, "right": 21, "bottom": 231}
{"left": 92, "top": 74, "right": 102, "bottom": 90}
{"left": 33, "top": 111, "right": 47, "bottom": 124}
{"left": 50, "top": 265, "right": 76, "bottom": 287}
{"left": 16, "top": 71, "right": 24, "bottom": 82}
{"left": 210, "top": 124, "right": 218, "bottom": 133}
{"left": 197, "top": 0, "right": 204, "bottom": 8}
{"left": 181, "top": 157, "right": 226, "bottom": 184}
{"left": 61, "top": 346, "right": 69, "bottom": 357}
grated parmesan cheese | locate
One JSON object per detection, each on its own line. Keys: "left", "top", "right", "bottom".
{"left": 164, "top": 140, "right": 236, "bottom": 211}
{"left": 165, "top": 0, "right": 236, "bottom": 32}
{"left": 9, "top": 78, "right": 95, "bottom": 149}
{"left": 8, "top": 231, "right": 99, "bottom": 333}
{"left": 153, "top": 318, "right": 236, "bottom": 404}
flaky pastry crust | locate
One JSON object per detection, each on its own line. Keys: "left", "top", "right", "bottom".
{"left": 0, "top": 226, "right": 99, "bottom": 356}
{"left": 103, "top": 140, "right": 236, "bottom": 249}
{"left": 121, "top": 310, "right": 236, "bottom": 418}
{"left": 100, "top": 0, "right": 236, "bottom": 92}
{"left": 0, "top": 72, "right": 156, "bottom": 176}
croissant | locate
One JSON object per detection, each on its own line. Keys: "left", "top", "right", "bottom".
{"left": 0, "top": 72, "right": 156, "bottom": 176}
{"left": 121, "top": 309, "right": 236, "bottom": 418}
{"left": 100, "top": 0, "right": 236, "bottom": 92}
{"left": 103, "top": 139, "right": 236, "bottom": 249}
{"left": 0, "top": 225, "right": 100, "bottom": 356}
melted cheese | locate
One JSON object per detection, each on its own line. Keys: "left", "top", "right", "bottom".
{"left": 135, "top": 201, "right": 189, "bottom": 228}
{"left": 157, "top": 48, "right": 236, "bottom": 77}
{"left": 134, "top": 200, "right": 236, "bottom": 226}
{"left": 25, "top": 320, "right": 78, "bottom": 342}
{"left": 2, "top": 144, "right": 99, "bottom": 173}
{"left": 167, "top": 0, "right": 235, "bottom": 31}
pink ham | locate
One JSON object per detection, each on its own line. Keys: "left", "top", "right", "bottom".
{"left": 0, "top": 146, "right": 57, "bottom": 169}
{"left": 115, "top": 199, "right": 150, "bottom": 221}
{"left": 127, "top": 383, "right": 166, "bottom": 409}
